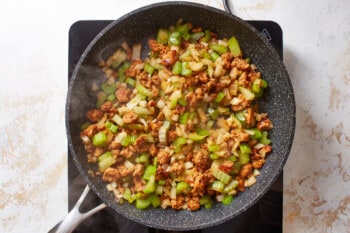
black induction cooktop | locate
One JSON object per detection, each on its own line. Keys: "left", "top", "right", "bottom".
{"left": 68, "top": 20, "right": 283, "bottom": 233}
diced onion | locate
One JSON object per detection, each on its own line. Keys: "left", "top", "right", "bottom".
{"left": 124, "top": 160, "right": 135, "bottom": 170}
{"left": 81, "top": 135, "right": 90, "bottom": 144}
{"left": 170, "top": 186, "right": 177, "bottom": 199}
{"left": 244, "top": 176, "right": 256, "bottom": 187}
{"left": 157, "top": 99, "right": 165, "bottom": 109}
{"left": 184, "top": 161, "right": 194, "bottom": 169}
{"left": 114, "top": 132, "right": 127, "bottom": 143}
{"left": 159, "top": 126, "right": 167, "bottom": 144}
{"left": 253, "top": 169, "right": 260, "bottom": 177}
{"left": 132, "top": 43, "right": 142, "bottom": 60}
{"left": 216, "top": 194, "right": 224, "bottom": 202}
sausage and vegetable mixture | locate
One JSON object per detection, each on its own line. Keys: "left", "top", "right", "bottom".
{"left": 80, "top": 19, "right": 273, "bottom": 210}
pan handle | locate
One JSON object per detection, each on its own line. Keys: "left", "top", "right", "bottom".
{"left": 222, "top": 0, "right": 234, "bottom": 14}
{"left": 48, "top": 185, "right": 107, "bottom": 233}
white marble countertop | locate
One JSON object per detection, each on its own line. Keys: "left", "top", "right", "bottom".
{"left": 1, "top": 0, "right": 349, "bottom": 232}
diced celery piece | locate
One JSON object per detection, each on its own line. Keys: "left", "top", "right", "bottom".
{"left": 92, "top": 132, "right": 107, "bottom": 147}
{"left": 239, "top": 87, "right": 255, "bottom": 101}
{"left": 239, "top": 152, "right": 250, "bottom": 165}
{"left": 98, "top": 151, "right": 116, "bottom": 172}
{"left": 211, "top": 180, "right": 225, "bottom": 192}
{"left": 149, "top": 193, "right": 161, "bottom": 208}
{"left": 222, "top": 195, "right": 234, "bottom": 205}
{"left": 240, "top": 143, "right": 252, "bottom": 154}
{"left": 157, "top": 28, "right": 170, "bottom": 44}
{"left": 212, "top": 169, "right": 232, "bottom": 185}
{"left": 135, "top": 197, "right": 151, "bottom": 210}
{"left": 228, "top": 36, "right": 242, "bottom": 57}
{"left": 176, "top": 181, "right": 190, "bottom": 194}
{"left": 143, "top": 165, "right": 156, "bottom": 181}
{"left": 210, "top": 44, "right": 228, "bottom": 55}
{"left": 143, "top": 174, "right": 156, "bottom": 194}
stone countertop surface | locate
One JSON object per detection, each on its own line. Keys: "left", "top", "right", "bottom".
{"left": 0, "top": 0, "right": 349, "bottom": 232}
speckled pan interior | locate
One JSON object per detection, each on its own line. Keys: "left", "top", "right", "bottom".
{"left": 66, "top": 1, "right": 296, "bottom": 231}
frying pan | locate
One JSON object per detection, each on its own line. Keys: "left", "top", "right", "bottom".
{"left": 63, "top": 1, "right": 295, "bottom": 232}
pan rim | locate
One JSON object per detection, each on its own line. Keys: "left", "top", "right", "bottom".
{"left": 66, "top": 1, "right": 296, "bottom": 231}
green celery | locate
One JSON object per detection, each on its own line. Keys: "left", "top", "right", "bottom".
{"left": 222, "top": 195, "right": 234, "bottom": 205}
{"left": 173, "top": 137, "right": 187, "bottom": 153}
{"left": 92, "top": 132, "right": 107, "bottom": 147}
{"left": 229, "top": 155, "right": 238, "bottom": 162}
{"left": 212, "top": 169, "right": 232, "bottom": 184}
{"left": 101, "top": 82, "right": 116, "bottom": 95}
{"left": 130, "top": 135, "right": 137, "bottom": 144}
{"left": 203, "top": 52, "right": 211, "bottom": 60}
{"left": 143, "top": 174, "right": 156, "bottom": 194}
{"left": 190, "top": 32, "right": 205, "bottom": 42}
{"left": 240, "top": 143, "right": 252, "bottom": 154}
{"left": 239, "top": 152, "right": 250, "bottom": 165}
{"left": 231, "top": 162, "right": 241, "bottom": 174}
{"left": 181, "top": 31, "right": 191, "bottom": 41}
{"left": 207, "top": 107, "right": 219, "bottom": 120}
{"left": 179, "top": 112, "right": 190, "bottom": 124}
{"left": 117, "top": 62, "right": 130, "bottom": 82}
{"left": 123, "top": 187, "right": 132, "bottom": 202}
{"left": 228, "top": 36, "right": 242, "bottom": 57}
{"left": 210, "top": 153, "right": 219, "bottom": 160}
{"left": 210, "top": 44, "right": 228, "bottom": 55}
{"left": 235, "top": 111, "right": 246, "bottom": 123}
{"left": 106, "top": 93, "right": 115, "bottom": 101}
{"left": 224, "top": 179, "right": 239, "bottom": 193}
{"left": 208, "top": 144, "right": 220, "bottom": 152}
{"left": 110, "top": 50, "right": 127, "bottom": 69}
{"left": 214, "top": 92, "right": 225, "bottom": 103}
{"left": 261, "top": 78, "right": 268, "bottom": 88}
{"left": 97, "top": 151, "right": 112, "bottom": 162}
{"left": 136, "top": 153, "right": 150, "bottom": 164}
{"left": 176, "top": 181, "right": 190, "bottom": 194}
{"left": 112, "top": 114, "right": 124, "bottom": 126}
{"left": 172, "top": 61, "right": 182, "bottom": 75}
{"left": 188, "top": 133, "right": 208, "bottom": 141}
{"left": 181, "top": 61, "right": 192, "bottom": 77}
{"left": 169, "top": 31, "right": 182, "bottom": 46}
{"left": 239, "top": 87, "right": 255, "bottom": 100}
{"left": 121, "top": 134, "right": 131, "bottom": 147}
{"left": 157, "top": 28, "right": 170, "bottom": 44}
{"left": 210, "top": 180, "right": 225, "bottom": 192}
{"left": 133, "top": 106, "right": 152, "bottom": 115}
{"left": 175, "top": 24, "right": 189, "bottom": 34}
{"left": 200, "top": 195, "right": 213, "bottom": 209}
{"left": 196, "top": 128, "right": 210, "bottom": 136}
{"left": 252, "top": 82, "right": 261, "bottom": 94}
{"left": 135, "top": 197, "right": 151, "bottom": 210}
{"left": 175, "top": 23, "right": 191, "bottom": 41}
{"left": 260, "top": 131, "right": 271, "bottom": 145}
{"left": 149, "top": 193, "right": 161, "bottom": 208}
{"left": 201, "top": 30, "right": 211, "bottom": 42}
{"left": 136, "top": 83, "right": 152, "bottom": 97}
{"left": 158, "top": 180, "right": 166, "bottom": 186}
{"left": 98, "top": 151, "right": 116, "bottom": 172}
{"left": 177, "top": 96, "right": 187, "bottom": 106}
{"left": 143, "top": 165, "right": 156, "bottom": 181}
{"left": 125, "top": 77, "right": 136, "bottom": 87}
{"left": 144, "top": 63, "right": 155, "bottom": 75}
{"left": 210, "top": 52, "right": 220, "bottom": 61}
{"left": 105, "top": 121, "right": 118, "bottom": 133}
{"left": 247, "top": 128, "right": 262, "bottom": 139}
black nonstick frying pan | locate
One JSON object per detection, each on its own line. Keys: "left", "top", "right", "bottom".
{"left": 62, "top": 1, "right": 295, "bottom": 232}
